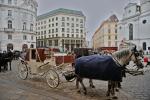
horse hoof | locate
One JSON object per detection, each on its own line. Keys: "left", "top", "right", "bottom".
{"left": 106, "top": 93, "right": 110, "bottom": 97}
{"left": 90, "top": 85, "right": 95, "bottom": 88}
{"left": 112, "top": 96, "right": 118, "bottom": 99}
{"left": 77, "top": 90, "right": 81, "bottom": 93}
{"left": 83, "top": 91, "right": 87, "bottom": 95}
{"left": 115, "top": 89, "right": 119, "bottom": 92}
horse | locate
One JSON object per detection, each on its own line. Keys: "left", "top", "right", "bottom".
{"left": 74, "top": 46, "right": 144, "bottom": 98}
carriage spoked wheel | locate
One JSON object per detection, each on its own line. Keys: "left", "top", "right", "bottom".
{"left": 46, "top": 69, "right": 59, "bottom": 88}
{"left": 18, "top": 62, "right": 28, "bottom": 80}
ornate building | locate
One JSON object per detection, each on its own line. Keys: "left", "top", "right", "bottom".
{"left": 92, "top": 15, "right": 118, "bottom": 52}
{"left": 118, "top": 0, "right": 150, "bottom": 53}
{"left": 36, "top": 8, "right": 86, "bottom": 52}
{"left": 0, "top": 0, "right": 38, "bottom": 51}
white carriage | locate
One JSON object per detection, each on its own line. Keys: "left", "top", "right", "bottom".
{"left": 17, "top": 48, "right": 75, "bottom": 88}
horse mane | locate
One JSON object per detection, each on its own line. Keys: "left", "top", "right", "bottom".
{"left": 112, "top": 49, "right": 131, "bottom": 60}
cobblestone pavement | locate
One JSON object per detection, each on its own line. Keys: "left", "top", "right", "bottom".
{"left": 0, "top": 60, "right": 141, "bottom": 100}
{"left": 121, "top": 67, "right": 150, "bottom": 100}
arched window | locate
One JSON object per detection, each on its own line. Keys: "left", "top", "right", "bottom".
{"left": 143, "top": 42, "right": 146, "bottom": 50}
{"left": 8, "top": 20, "right": 12, "bottom": 29}
{"left": 23, "top": 22, "right": 26, "bottom": 30}
{"left": 30, "top": 24, "right": 33, "bottom": 31}
{"left": 129, "top": 24, "right": 133, "bottom": 40}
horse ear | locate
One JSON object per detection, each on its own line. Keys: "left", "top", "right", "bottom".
{"left": 131, "top": 45, "right": 137, "bottom": 52}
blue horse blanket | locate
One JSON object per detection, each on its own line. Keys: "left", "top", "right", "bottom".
{"left": 75, "top": 55, "right": 122, "bottom": 81}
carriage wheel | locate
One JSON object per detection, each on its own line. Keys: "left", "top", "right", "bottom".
{"left": 18, "top": 62, "right": 28, "bottom": 80}
{"left": 46, "top": 69, "right": 59, "bottom": 88}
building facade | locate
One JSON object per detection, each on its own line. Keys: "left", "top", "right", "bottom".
{"left": 118, "top": 0, "right": 150, "bottom": 53}
{"left": 36, "top": 8, "right": 86, "bottom": 52}
{"left": 92, "top": 15, "right": 118, "bottom": 52}
{"left": 0, "top": 0, "right": 38, "bottom": 51}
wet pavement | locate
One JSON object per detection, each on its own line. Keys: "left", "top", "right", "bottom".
{"left": 0, "top": 60, "right": 148, "bottom": 100}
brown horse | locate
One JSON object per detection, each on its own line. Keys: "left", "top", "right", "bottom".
{"left": 74, "top": 46, "right": 144, "bottom": 98}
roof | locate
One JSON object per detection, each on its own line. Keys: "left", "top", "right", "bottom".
{"left": 37, "top": 8, "right": 85, "bottom": 20}
{"left": 124, "top": 3, "right": 137, "bottom": 9}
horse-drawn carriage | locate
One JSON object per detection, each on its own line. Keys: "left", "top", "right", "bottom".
{"left": 17, "top": 48, "right": 75, "bottom": 88}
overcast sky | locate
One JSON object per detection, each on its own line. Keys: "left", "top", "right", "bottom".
{"left": 36, "top": 0, "right": 140, "bottom": 40}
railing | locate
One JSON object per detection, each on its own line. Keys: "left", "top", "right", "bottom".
{"left": 4, "top": 28, "right": 15, "bottom": 33}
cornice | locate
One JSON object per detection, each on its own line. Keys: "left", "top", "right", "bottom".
{"left": 0, "top": 4, "right": 36, "bottom": 15}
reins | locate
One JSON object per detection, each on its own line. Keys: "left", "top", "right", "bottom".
{"left": 112, "top": 51, "right": 134, "bottom": 67}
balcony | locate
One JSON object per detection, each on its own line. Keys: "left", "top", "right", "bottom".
{"left": 22, "top": 29, "right": 35, "bottom": 34}
{"left": 4, "top": 28, "right": 15, "bottom": 33}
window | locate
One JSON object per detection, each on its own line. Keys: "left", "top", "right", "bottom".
{"left": 71, "top": 29, "right": 74, "bottom": 33}
{"left": 23, "top": 35, "right": 27, "bottom": 40}
{"left": 52, "top": 18, "right": 54, "bottom": 21}
{"left": 71, "top": 18, "right": 74, "bottom": 21}
{"left": 67, "top": 34, "right": 69, "bottom": 37}
{"left": 8, "top": 0, "right": 12, "bottom": 4}
{"left": 30, "top": 24, "right": 33, "bottom": 31}
{"left": 108, "top": 29, "right": 111, "bottom": 33}
{"left": 49, "top": 40, "right": 52, "bottom": 46}
{"left": 129, "top": 24, "right": 133, "bottom": 40}
{"left": 56, "top": 17, "right": 58, "bottom": 21}
{"left": 76, "top": 29, "right": 79, "bottom": 33}
{"left": 67, "top": 17, "right": 69, "bottom": 21}
{"left": 62, "top": 17, "right": 65, "bottom": 21}
{"left": 52, "top": 23, "right": 54, "bottom": 27}
{"left": 71, "top": 23, "right": 74, "bottom": 27}
{"left": 8, "top": 35, "right": 12, "bottom": 40}
{"left": 115, "top": 29, "right": 117, "bottom": 33}
{"left": 62, "top": 22, "right": 65, "bottom": 27}
{"left": 56, "top": 34, "right": 58, "bottom": 37}
{"left": 23, "top": 22, "right": 26, "bottom": 30}
{"left": 52, "top": 29, "right": 54, "bottom": 33}
{"left": 115, "top": 35, "right": 117, "bottom": 40}
{"left": 80, "top": 19, "right": 83, "bottom": 23}
{"left": 143, "top": 20, "right": 147, "bottom": 24}
{"left": 62, "top": 28, "right": 65, "bottom": 32}
{"left": 44, "top": 30, "right": 46, "bottom": 34}
{"left": 8, "top": 10, "right": 12, "bottom": 16}
{"left": 56, "top": 28, "right": 58, "bottom": 32}
{"left": 8, "top": 20, "right": 12, "bottom": 29}
{"left": 49, "top": 30, "right": 51, "bottom": 33}
{"left": 143, "top": 42, "right": 146, "bottom": 50}
{"left": 56, "top": 23, "right": 58, "bottom": 26}
{"left": 72, "top": 34, "right": 74, "bottom": 37}
{"left": 108, "top": 36, "right": 111, "bottom": 40}
{"left": 80, "top": 29, "right": 83, "bottom": 33}
{"left": 54, "top": 40, "right": 58, "bottom": 46}
{"left": 31, "top": 36, "right": 33, "bottom": 40}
